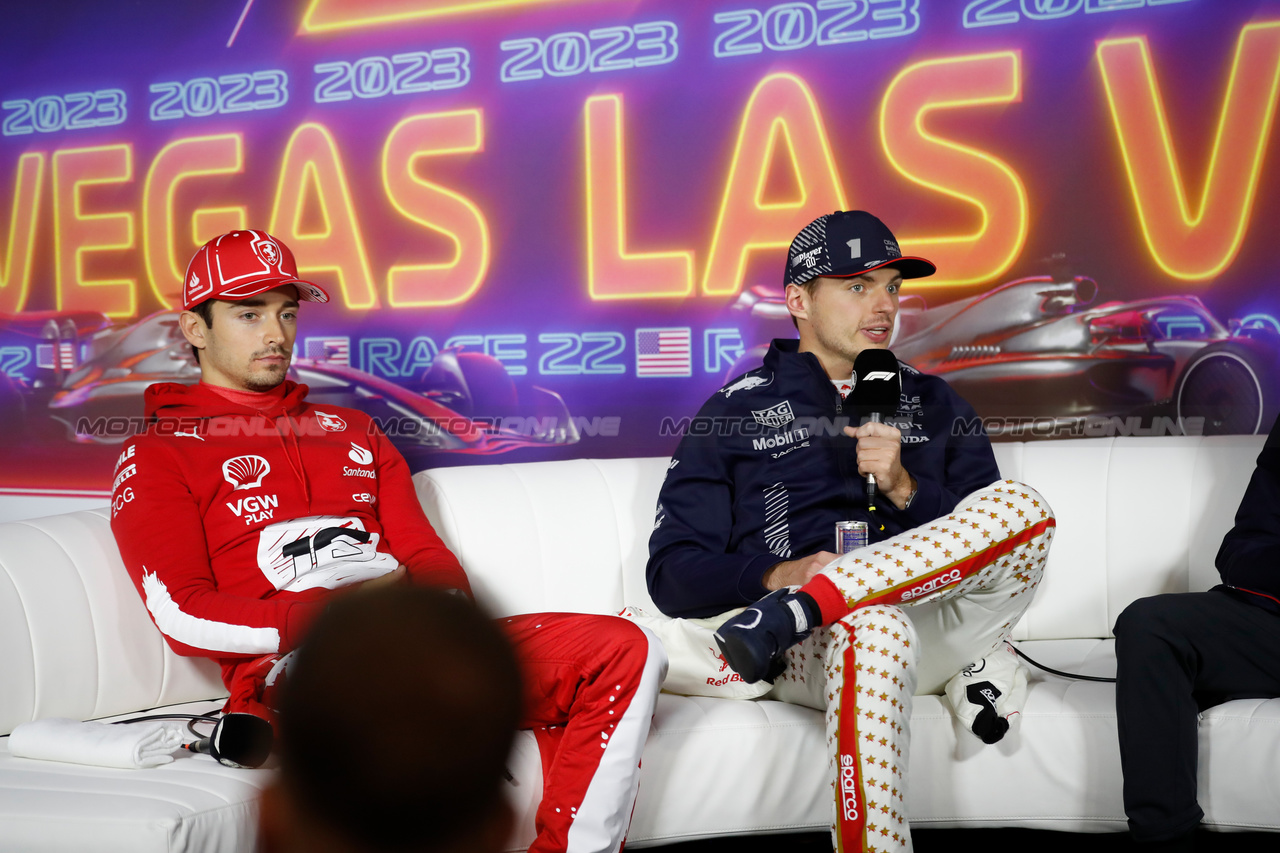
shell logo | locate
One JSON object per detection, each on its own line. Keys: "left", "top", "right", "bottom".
{"left": 223, "top": 455, "right": 271, "bottom": 491}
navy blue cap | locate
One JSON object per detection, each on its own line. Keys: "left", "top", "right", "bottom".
{"left": 785, "top": 210, "right": 936, "bottom": 286}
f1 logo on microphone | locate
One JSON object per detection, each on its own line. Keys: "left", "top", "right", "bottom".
{"left": 864, "top": 371, "right": 897, "bottom": 381}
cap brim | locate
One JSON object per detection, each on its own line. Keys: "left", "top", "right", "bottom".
{"left": 187, "top": 277, "right": 331, "bottom": 309}
{"left": 827, "top": 256, "right": 937, "bottom": 280}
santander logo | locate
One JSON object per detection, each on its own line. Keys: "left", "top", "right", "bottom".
{"left": 348, "top": 442, "right": 373, "bottom": 465}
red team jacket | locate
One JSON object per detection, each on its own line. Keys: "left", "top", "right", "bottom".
{"left": 110, "top": 380, "right": 472, "bottom": 715}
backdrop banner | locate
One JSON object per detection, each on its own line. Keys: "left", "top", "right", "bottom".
{"left": 2, "top": 0, "right": 1278, "bottom": 499}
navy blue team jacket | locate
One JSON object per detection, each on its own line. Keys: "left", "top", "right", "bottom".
{"left": 646, "top": 339, "right": 1001, "bottom": 619}
{"left": 1215, "top": 414, "right": 1280, "bottom": 614}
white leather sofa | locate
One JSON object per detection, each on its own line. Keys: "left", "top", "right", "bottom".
{"left": 2, "top": 435, "right": 1277, "bottom": 851}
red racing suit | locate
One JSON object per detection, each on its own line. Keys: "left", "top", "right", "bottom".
{"left": 111, "top": 381, "right": 666, "bottom": 853}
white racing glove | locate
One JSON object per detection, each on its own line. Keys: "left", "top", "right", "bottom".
{"left": 944, "top": 642, "right": 1028, "bottom": 744}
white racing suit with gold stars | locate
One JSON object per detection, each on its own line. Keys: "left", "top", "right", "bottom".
{"left": 768, "top": 481, "right": 1055, "bottom": 853}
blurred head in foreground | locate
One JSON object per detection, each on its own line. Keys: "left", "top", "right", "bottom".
{"left": 259, "top": 586, "right": 523, "bottom": 853}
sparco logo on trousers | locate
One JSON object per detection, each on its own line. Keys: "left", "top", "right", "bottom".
{"left": 899, "top": 567, "right": 962, "bottom": 601}
{"left": 839, "top": 754, "right": 860, "bottom": 821}
{"left": 223, "top": 455, "right": 270, "bottom": 491}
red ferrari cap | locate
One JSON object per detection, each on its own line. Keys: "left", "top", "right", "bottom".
{"left": 182, "top": 230, "right": 329, "bottom": 310}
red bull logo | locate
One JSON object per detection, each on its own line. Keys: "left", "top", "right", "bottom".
{"left": 706, "top": 645, "right": 743, "bottom": 685}
{"left": 706, "top": 672, "right": 745, "bottom": 686}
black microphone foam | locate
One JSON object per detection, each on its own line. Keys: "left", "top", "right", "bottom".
{"left": 185, "top": 713, "right": 274, "bottom": 769}
{"left": 851, "top": 349, "right": 901, "bottom": 421}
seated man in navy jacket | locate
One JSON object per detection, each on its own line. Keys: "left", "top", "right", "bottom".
{"left": 647, "top": 210, "right": 1058, "bottom": 853}
{"left": 1115, "top": 416, "right": 1280, "bottom": 852}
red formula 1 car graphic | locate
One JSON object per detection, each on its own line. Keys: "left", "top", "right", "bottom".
{"left": 0, "top": 310, "right": 579, "bottom": 463}
{"left": 727, "top": 275, "right": 1280, "bottom": 437}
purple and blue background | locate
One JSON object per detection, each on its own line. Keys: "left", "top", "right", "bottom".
{"left": 1, "top": 0, "right": 1278, "bottom": 502}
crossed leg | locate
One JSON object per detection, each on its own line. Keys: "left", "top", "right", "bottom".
{"left": 763, "top": 480, "right": 1056, "bottom": 851}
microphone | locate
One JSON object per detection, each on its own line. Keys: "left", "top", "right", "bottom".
{"left": 184, "top": 712, "right": 274, "bottom": 768}
{"left": 850, "top": 349, "right": 902, "bottom": 511}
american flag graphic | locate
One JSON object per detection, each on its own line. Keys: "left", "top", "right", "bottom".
{"left": 635, "top": 328, "right": 692, "bottom": 377}
{"left": 304, "top": 337, "right": 350, "bottom": 364}
{"left": 36, "top": 343, "right": 76, "bottom": 370}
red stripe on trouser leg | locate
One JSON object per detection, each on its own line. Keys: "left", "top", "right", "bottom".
{"left": 504, "top": 613, "right": 667, "bottom": 853}
{"left": 803, "top": 481, "right": 1055, "bottom": 622}
{"left": 825, "top": 607, "right": 915, "bottom": 853}
{"left": 834, "top": 627, "right": 868, "bottom": 853}
{"left": 857, "top": 516, "right": 1054, "bottom": 609}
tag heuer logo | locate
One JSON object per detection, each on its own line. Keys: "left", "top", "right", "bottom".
{"left": 752, "top": 400, "right": 795, "bottom": 428}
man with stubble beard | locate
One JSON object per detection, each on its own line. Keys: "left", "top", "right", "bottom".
{"left": 111, "top": 229, "right": 668, "bottom": 853}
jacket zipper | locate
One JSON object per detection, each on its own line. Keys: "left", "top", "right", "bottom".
{"left": 822, "top": 366, "right": 862, "bottom": 511}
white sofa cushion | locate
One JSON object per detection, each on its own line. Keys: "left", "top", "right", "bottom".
{"left": 413, "top": 437, "right": 1263, "bottom": 641}
{"left": 0, "top": 510, "right": 226, "bottom": 737}
{"left": 413, "top": 457, "right": 668, "bottom": 617}
{"left": 0, "top": 435, "right": 1274, "bottom": 852}
{"left": 0, "top": 700, "right": 266, "bottom": 853}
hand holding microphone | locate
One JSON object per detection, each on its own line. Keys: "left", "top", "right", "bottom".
{"left": 846, "top": 350, "right": 911, "bottom": 513}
